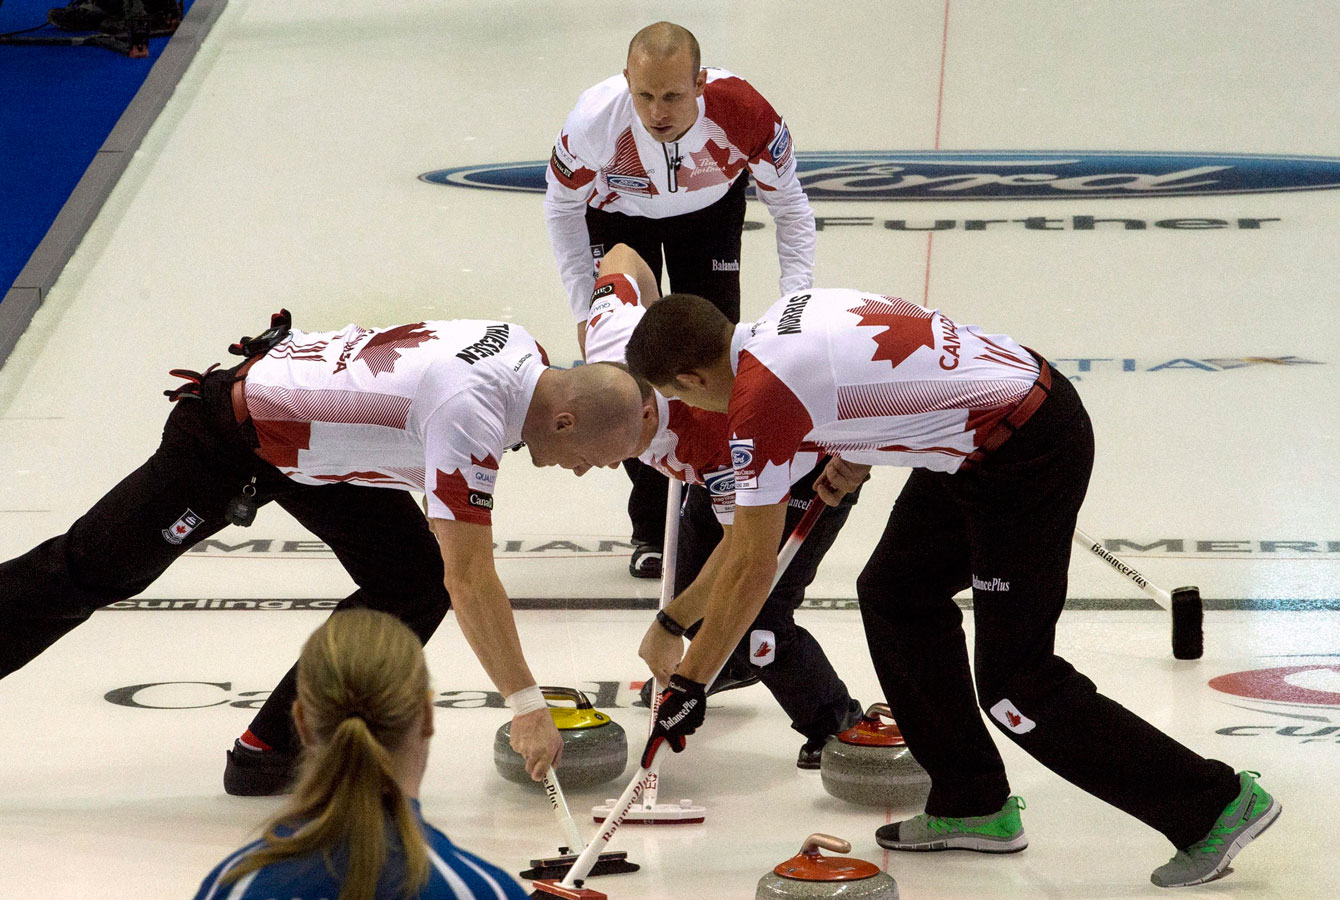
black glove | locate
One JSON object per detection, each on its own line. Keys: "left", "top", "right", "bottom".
{"left": 640, "top": 673, "right": 707, "bottom": 768}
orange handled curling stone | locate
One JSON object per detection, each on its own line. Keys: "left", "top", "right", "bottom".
{"left": 819, "top": 703, "right": 930, "bottom": 808}
{"left": 756, "top": 834, "right": 898, "bottom": 900}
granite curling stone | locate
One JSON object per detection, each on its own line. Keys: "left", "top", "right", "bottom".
{"left": 820, "top": 703, "right": 930, "bottom": 808}
{"left": 756, "top": 834, "right": 898, "bottom": 900}
{"left": 494, "top": 686, "right": 627, "bottom": 789}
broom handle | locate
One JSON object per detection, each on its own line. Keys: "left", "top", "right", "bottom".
{"left": 561, "top": 498, "right": 829, "bottom": 889}
{"left": 641, "top": 476, "right": 684, "bottom": 809}
{"left": 696, "top": 496, "right": 825, "bottom": 693}
{"left": 1072, "top": 527, "right": 1171, "bottom": 608}
{"left": 543, "top": 766, "right": 585, "bottom": 851}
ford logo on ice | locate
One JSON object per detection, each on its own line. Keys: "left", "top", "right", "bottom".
{"left": 420, "top": 151, "right": 1340, "bottom": 201}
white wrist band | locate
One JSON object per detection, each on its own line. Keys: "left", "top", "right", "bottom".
{"left": 505, "top": 685, "right": 548, "bottom": 716}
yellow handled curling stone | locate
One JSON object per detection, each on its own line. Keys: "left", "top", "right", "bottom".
{"left": 494, "top": 686, "right": 628, "bottom": 789}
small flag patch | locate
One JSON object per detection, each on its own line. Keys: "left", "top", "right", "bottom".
{"left": 162, "top": 509, "right": 204, "bottom": 545}
{"left": 750, "top": 629, "right": 776, "bottom": 666}
{"left": 989, "top": 698, "right": 1036, "bottom": 734}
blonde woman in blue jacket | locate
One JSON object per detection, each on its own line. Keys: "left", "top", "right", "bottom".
{"left": 194, "top": 609, "right": 527, "bottom": 900}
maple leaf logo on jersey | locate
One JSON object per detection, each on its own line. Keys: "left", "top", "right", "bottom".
{"left": 471, "top": 452, "right": 499, "bottom": 474}
{"left": 850, "top": 298, "right": 936, "bottom": 370}
{"left": 753, "top": 640, "right": 773, "bottom": 659}
{"left": 432, "top": 454, "right": 500, "bottom": 526}
{"left": 355, "top": 323, "right": 436, "bottom": 376}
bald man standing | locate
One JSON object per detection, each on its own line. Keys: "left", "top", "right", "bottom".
{"left": 545, "top": 21, "right": 817, "bottom": 579}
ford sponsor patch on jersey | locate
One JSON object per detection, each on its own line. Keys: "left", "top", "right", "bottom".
{"left": 703, "top": 467, "right": 736, "bottom": 519}
{"left": 769, "top": 122, "right": 794, "bottom": 171}
{"left": 704, "top": 467, "right": 736, "bottom": 496}
{"left": 729, "top": 439, "right": 757, "bottom": 491}
{"left": 730, "top": 439, "right": 754, "bottom": 469}
{"left": 606, "top": 174, "right": 652, "bottom": 193}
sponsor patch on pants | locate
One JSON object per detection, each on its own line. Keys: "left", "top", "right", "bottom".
{"left": 750, "top": 629, "right": 776, "bottom": 666}
{"left": 989, "top": 698, "right": 1036, "bottom": 734}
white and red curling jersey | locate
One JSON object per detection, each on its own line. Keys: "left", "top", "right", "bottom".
{"left": 583, "top": 272, "right": 819, "bottom": 524}
{"left": 727, "top": 290, "right": 1042, "bottom": 507}
{"left": 241, "top": 320, "right": 549, "bottom": 526}
{"left": 545, "top": 68, "right": 816, "bottom": 320}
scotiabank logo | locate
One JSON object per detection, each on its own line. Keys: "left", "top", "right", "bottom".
{"left": 1211, "top": 663, "right": 1340, "bottom": 744}
{"left": 420, "top": 151, "right": 1340, "bottom": 201}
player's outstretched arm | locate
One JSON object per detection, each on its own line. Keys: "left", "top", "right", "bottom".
{"left": 581, "top": 242, "right": 661, "bottom": 361}
{"left": 640, "top": 504, "right": 786, "bottom": 764}
{"left": 638, "top": 523, "right": 733, "bottom": 684}
{"left": 595, "top": 243, "right": 661, "bottom": 305}
{"left": 431, "top": 517, "right": 563, "bottom": 780}
{"left": 675, "top": 503, "right": 786, "bottom": 685}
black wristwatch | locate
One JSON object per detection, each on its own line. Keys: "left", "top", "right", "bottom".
{"left": 655, "top": 609, "right": 687, "bottom": 637}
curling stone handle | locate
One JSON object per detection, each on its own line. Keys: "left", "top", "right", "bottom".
{"left": 866, "top": 702, "right": 894, "bottom": 721}
{"left": 801, "top": 834, "right": 852, "bottom": 855}
{"left": 538, "top": 686, "right": 593, "bottom": 709}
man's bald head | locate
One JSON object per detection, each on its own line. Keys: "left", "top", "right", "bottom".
{"left": 521, "top": 362, "right": 655, "bottom": 476}
{"left": 562, "top": 361, "right": 646, "bottom": 429}
{"left": 627, "top": 21, "right": 700, "bottom": 80}
{"left": 624, "top": 22, "right": 706, "bottom": 143}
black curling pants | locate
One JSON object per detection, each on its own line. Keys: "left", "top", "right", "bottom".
{"left": 675, "top": 462, "right": 859, "bottom": 742}
{"left": 586, "top": 176, "right": 748, "bottom": 547}
{"left": 856, "top": 364, "right": 1239, "bottom": 849}
{"left": 0, "top": 368, "right": 452, "bottom": 755}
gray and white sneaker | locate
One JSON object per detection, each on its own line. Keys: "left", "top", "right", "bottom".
{"left": 876, "top": 795, "right": 1028, "bottom": 853}
{"left": 1151, "top": 771, "right": 1280, "bottom": 888}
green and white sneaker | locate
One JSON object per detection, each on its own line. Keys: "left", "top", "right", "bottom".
{"left": 875, "top": 795, "right": 1028, "bottom": 853}
{"left": 1151, "top": 771, "right": 1281, "bottom": 888}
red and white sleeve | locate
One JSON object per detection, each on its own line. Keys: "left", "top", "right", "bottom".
{"left": 544, "top": 127, "right": 601, "bottom": 320}
{"left": 583, "top": 273, "right": 643, "bottom": 365}
{"left": 727, "top": 351, "right": 814, "bottom": 507}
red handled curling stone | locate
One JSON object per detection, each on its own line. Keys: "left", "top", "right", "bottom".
{"left": 496, "top": 687, "right": 627, "bottom": 789}
{"left": 820, "top": 703, "right": 930, "bottom": 808}
{"left": 756, "top": 834, "right": 898, "bottom": 900}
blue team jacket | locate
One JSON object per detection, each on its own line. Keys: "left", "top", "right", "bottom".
{"left": 192, "top": 802, "right": 529, "bottom": 900}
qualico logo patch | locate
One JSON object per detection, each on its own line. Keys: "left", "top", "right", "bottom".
{"left": 419, "top": 151, "right": 1340, "bottom": 201}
